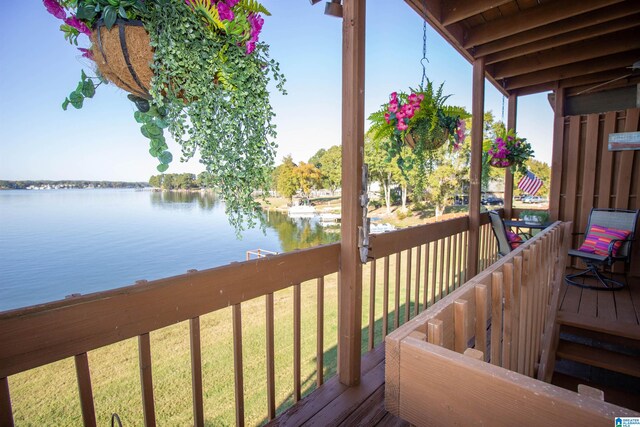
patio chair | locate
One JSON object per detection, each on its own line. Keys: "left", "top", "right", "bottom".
{"left": 565, "top": 208, "right": 639, "bottom": 290}
{"left": 489, "top": 211, "right": 523, "bottom": 257}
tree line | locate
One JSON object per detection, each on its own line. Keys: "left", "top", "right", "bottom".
{"left": 148, "top": 173, "right": 214, "bottom": 190}
{"left": 0, "top": 180, "right": 147, "bottom": 189}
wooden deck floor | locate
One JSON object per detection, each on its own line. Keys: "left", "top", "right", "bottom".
{"left": 267, "top": 343, "right": 407, "bottom": 427}
{"left": 558, "top": 270, "right": 640, "bottom": 325}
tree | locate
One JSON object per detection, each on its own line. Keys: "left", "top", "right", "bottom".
{"left": 365, "top": 133, "right": 398, "bottom": 214}
{"left": 318, "top": 145, "right": 342, "bottom": 193}
{"left": 149, "top": 175, "right": 162, "bottom": 188}
{"left": 308, "top": 148, "right": 327, "bottom": 169}
{"left": 293, "top": 162, "right": 323, "bottom": 199}
{"left": 274, "top": 155, "right": 298, "bottom": 202}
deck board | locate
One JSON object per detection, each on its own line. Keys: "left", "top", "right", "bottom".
{"left": 559, "top": 271, "right": 640, "bottom": 325}
{"left": 614, "top": 286, "right": 638, "bottom": 324}
{"left": 269, "top": 343, "right": 408, "bottom": 427}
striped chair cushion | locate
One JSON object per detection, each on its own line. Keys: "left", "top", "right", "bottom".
{"left": 506, "top": 230, "right": 523, "bottom": 249}
{"left": 578, "top": 225, "right": 631, "bottom": 257}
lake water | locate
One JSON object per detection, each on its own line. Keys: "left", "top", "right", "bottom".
{"left": 0, "top": 189, "right": 339, "bottom": 312}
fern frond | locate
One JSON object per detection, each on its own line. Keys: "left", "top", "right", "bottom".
{"left": 188, "top": 0, "right": 225, "bottom": 30}
{"left": 238, "top": 0, "right": 271, "bottom": 16}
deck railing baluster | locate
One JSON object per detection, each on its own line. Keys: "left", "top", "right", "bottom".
{"left": 189, "top": 317, "right": 204, "bottom": 427}
{"left": 383, "top": 256, "right": 390, "bottom": 337}
{"left": 431, "top": 240, "right": 438, "bottom": 304}
{"left": 445, "top": 236, "right": 452, "bottom": 296}
{"left": 438, "top": 238, "right": 445, "bottom": 301}
{"left": 293, "top": 284, "right": 301, "bottom": 402}
{"left": 138, "top": 333, "right": 156, "bottom": 427}
{"left": 394, "top": 252, "right": 401, "bottom": 329}
{"left": 368, "top": 262, "right": 375, "bottom": 351}
{"left": 266, "top": 293, "right": 276, "bottom": 419}
{"left": 232, "top": 304, "right": 244, "bottom": 427}
{"left": 414, "top": 245, "right": 421, "bottom": 316}
{"left": 422, "top": 243, "right": 430, "bottom": 309}
{"left": 404, "top": 249, "right": 412, "bottom": 323}
{"left": 0, "top": 377, "right": 12, "bottom": 427}
{"left": 316, "top": 279, "right": 324, "bottom": 387}
{"left": 74, "top": 352, "right": 97, "bottom": 427}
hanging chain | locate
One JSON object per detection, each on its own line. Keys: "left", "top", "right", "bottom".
{"left": 420, "top": 0, "right": 429, "bottom": 87}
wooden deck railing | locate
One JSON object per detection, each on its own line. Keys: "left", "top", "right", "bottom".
{"left": 385, "top": 220, "right": 640, "bottom": 425}
{"left": 0, "top": 244, "right": 340, "bottom": 426}
{"left": 365, "top": 215, "right": 475, "bottom": 351}
{"left": 0, "top": 212, "right": 498, "bottom": 426}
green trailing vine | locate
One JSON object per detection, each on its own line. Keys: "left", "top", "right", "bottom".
{"left": 146, "top": 0, "right": 286, "bottom": 231}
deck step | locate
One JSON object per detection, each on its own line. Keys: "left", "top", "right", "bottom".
{"left": 556, "top": 341, "right": 640, "bottom": 378}
{"left": 557, "top": 312, "right": 640, "bottom": 341}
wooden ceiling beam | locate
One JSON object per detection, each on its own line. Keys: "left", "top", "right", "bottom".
{"left": 473, "top": 1, "right": 640, "bottom": 58}
{"left": 491, "top": 28, "right": 640, "bottom": 79}
{"left": 512, "top": 72, "right": 639, "bottom": 97}
{"left": 484, "top": 14, "right": 640, "bottom": 65}
{"left": 463, "top": 0, "right": 624, "bottom": 49}
{"left": 564, "top": 73, "right": 640, "bottom": 97}
{"left": 503, "top": 51, "right": 640, "bottom": 91}
{"left": 441, "top": 0, "right": 512, "bottom": 26}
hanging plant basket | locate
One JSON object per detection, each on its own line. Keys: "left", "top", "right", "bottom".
{"left": 90, "top": 19, "right": 154, "bottom": 100}
{"left": 488, "top": 157, "right": 513, "bottom": 168}
{"left": 404, "top": 128, "right": 449, "bottom": 151}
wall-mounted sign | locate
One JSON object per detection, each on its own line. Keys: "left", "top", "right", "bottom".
{"left": 609, "top": 132, "right": 640, "bottom": 151}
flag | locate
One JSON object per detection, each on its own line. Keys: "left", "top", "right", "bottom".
{"left": 517, "top": 170, "right": 543, "bottom": 195}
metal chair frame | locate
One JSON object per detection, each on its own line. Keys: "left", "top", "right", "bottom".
{"left": 565, "top": 208, "right": 639, "bottom": 291}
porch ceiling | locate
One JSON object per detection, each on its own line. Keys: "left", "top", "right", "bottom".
{"left": 405, "top": 0, "right": 640, "bottom": 96}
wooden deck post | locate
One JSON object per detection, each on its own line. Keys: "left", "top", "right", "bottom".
{"left": 549, "top": 86, "right": 565, "bottom": 221}
{"left": 504, "top": 94, "right": 517, "bottom": 220}
{"left": 339, "top": 0, "right": 365, "bottom": 387}
{"left": 467, "top": 57, "right": 485, "bottom": 279}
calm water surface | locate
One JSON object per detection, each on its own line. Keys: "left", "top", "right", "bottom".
{"left": 0, "top": 189, "right": 339, "bottom": 311}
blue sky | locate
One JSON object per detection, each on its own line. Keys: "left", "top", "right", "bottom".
{"left": 0, "top": 1, "right": 553, "bottom": 182}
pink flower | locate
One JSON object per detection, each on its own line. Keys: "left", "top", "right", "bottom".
{"left": 397, "top": 120, "right": 408, "bottom": 131}
{"left": 417, "top": 94, "right": 425, "bottom": 102}
{"left": 245, "top": 40, "right": 256, "bottom": 54}
{"left": 78, "top": 47, "right": 94, "bottom": 60}
{"left": 407, "top": 93, "right": 418, "bottom": 104}
{"left": 224, "top": 0, "right": 240, "bottom": 7}
{"left": 217, "top": 1, "right": 234, "bottom": 21}
{"left": 390, "top": 92, "right": 397, "bottom": 102}
{"left": 388, "top": 102, "right": 398, "bottom": 114}
{"left": 457, "top": 119, "right": 466, "bottom": 133}
{"left": 384, "top": 113, "right": 390, "bottom": 124}
{"left": 65, "top": 15, "right": 91, "bottom": 36}
{"left": 396, "top": 110, "right": 405, "bottom": 120}
{"left": 43, "top": 0, "right": 66, "bottom": 20}
{"left": 402, "top": 104, "right": 414, "bottom": 119}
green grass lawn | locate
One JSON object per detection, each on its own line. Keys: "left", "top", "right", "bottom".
{"left": 9, "top": 237, "right": 484, "bottom": 426}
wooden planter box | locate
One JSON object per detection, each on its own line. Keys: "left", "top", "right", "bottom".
{"left": 385, "top": 221, "right": 640, "bottom": 426}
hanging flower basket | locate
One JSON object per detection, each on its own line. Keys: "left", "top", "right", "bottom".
{"left": 484, "top": 128, "right": 534, "bottom": 174}
{"left": 368, "top": 81, "right": 468, "bottom": 174}
{"left": 405, "top": 128, "right": 449, "bottom": 151}
{"left": 44, "top": 0, "right": 285, "bottom": 232}
{"left": 90, "top": 20, "right": 154, "bottom": 100}
{"left": 488, "top": 157, "right": 512, "bottom": 168}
